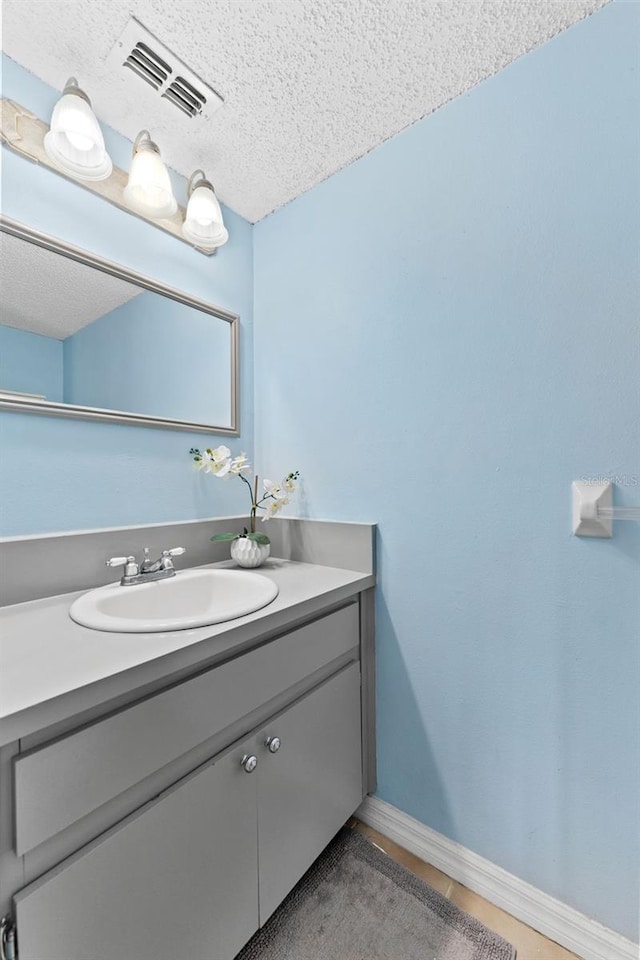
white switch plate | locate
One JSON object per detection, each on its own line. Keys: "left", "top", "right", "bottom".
{"left": 572, "top": 481, "right": 612, "bottom": 538}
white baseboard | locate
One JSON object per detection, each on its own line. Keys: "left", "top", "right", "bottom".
{"left": 357, "top": 796, "right": 638, "bottom": 960}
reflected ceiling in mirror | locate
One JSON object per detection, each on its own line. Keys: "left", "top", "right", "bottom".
{"left": 0, "top": 218, "right": 238, "bottom": 433}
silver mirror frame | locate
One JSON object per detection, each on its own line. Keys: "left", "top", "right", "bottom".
{"left": 0, "top": 216, "right": 239, "bottom": 434}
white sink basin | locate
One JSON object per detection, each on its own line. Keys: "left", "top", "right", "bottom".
{"left": 69, "top": 568, "right": 279, "bottom": 633}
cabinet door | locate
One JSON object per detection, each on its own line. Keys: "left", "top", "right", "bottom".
{"left": 257, "top": 662, "right": 363, "bottom": 923}
{"left": 14, "top": 748, "right": 259, "bottom": 960}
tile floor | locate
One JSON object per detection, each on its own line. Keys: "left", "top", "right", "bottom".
{"left": 352, "top": 821, "right": 582, "bottom": 960}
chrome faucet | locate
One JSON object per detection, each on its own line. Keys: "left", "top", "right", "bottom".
{"left": 105, "top": 547, "right": 186, "bottom": 586}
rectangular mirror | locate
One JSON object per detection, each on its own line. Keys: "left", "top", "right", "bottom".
{"left": 0, "top": 217, "right": 239, "bottom": 433}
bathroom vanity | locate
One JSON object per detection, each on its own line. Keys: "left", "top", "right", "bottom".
{"left": 0, "top": 546, "right": 375, "bottom": 960}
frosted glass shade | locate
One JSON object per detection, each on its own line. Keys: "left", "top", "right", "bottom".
{"left": 43, "top": 79, "right": 112, "bottom": 181}
{"left": 123, "top": 132, "right": 177, "bottom": 220}
{"left": 182, "top": 176, "right": 228, "bottom": 248}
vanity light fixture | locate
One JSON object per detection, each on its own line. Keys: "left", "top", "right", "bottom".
{"left": 182, "top": 170, "right": 229, "bottom": 249}
{"left": 43, "top": 77, "right": 112, "bottom": 181}
{"left": 1, "top": 97, "right": 225, "bottom": 254}
{"left": 123, "top": 130, "right": 177, "bottom": 219}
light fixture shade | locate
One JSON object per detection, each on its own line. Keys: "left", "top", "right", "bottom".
{"left": 123, "top": 131, "right": 177, "bottom": 220}
{"left": 182, "top": 170, "right": 229, "bottom": 248}
{"left": 43, "top": 77, "right": 112, "bottom": 181}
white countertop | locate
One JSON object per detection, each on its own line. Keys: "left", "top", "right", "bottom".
{"left": 0, "top": 559, "right": 374, "bottom": 746}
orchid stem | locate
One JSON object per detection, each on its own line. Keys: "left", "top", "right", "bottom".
{"left": 251, "top": 474, "right": 259, "bottom": 534}
{"left": 239, "top": 473, "right": 258, "bottom": 534}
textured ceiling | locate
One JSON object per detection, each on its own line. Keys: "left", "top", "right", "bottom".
{"left": 2, "top": 0, "right": 608, "bottom": 222}
{"left": 0, "top": 233, "right": 141, "bottom": 339}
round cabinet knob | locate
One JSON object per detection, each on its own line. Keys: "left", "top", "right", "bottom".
{"left": 265, "top": 736, "right": 281, "bottom": 754}
{"left": 240, "top": 754, "right": 258, "bottom": 773}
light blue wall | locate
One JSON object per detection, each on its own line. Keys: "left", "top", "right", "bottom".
{"left": 2, "top": 5, "right": 638, "bottom": 940}
{"left": 254, "top": 2, "right": 639, "bottom": 941}
{"left": 0, "top": 325, "right": 63, "bottom": 401}
{"left": 63, "top": 291, "right": 231, "bottom": 424}
{"left": 0, "top": 55, "right": 254, "bottom": 535}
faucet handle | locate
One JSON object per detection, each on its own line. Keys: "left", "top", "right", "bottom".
{"left": 160, "top": 547, "right": 185, "bottom": 571}
{"left": 106, "top": 555, "right": 139, "bottom": 577}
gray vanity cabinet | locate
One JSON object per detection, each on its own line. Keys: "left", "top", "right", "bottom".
{"left": 14, "top": 748, "right": 260, "bottom": 960}
{"left": 11, "top": 612, "right": 365, "bottom": 960}
{"left": 257, "top": 661, "right": 362, "bottom": 923}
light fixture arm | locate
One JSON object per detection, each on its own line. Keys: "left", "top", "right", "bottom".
{"left": 187, "top": 169, "right": 216, "bottom": 197}
{"left": 62, "top": 77, "right": 90, "bottom": 104}
{"left": 132, "top": 129, "right": 158, "bottom": 154}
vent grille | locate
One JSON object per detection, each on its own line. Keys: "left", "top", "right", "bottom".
{"left": 163, "top": 76, "right": 207, "bottom": 118}
{"left": 107, "top": 17, "right": 224, "bottom": 123}
{"left": 124, "top": 42, "right": 172, "bottom": 91}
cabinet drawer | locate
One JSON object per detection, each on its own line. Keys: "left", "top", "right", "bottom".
{"left": 14, "top": 602, "right": 359, "bottom": 854}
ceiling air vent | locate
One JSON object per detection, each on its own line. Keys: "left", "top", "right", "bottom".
{"left": 124, "top": 42, "right": 171, "bottom": 92}
{"left": 106, "top": 17, "right": 223, "bottom": 122}
{"left": 164, "top": 76, "right": 206, "bottom": 118}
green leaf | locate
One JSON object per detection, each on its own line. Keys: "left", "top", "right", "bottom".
{"left": 210, "top": 532, "right": 240, "bottom": 542}
{"left": 246, "top": 532, "right": 270, "bottom": 545}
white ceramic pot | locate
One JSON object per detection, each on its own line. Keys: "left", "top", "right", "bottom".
{"left": 230, "top": 537, "right": 271, "bottom": 569}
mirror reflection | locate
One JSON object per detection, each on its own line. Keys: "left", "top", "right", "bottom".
{"left": 0, "top": 227, "right": 237, "bottom": 431}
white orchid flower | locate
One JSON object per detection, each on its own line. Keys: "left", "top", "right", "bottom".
{"left": 262, "top": 494, "right": 291, "bottom": 520}
{"left": 263, "top": 479, "right": 288, "bottom": 501}
{"left": 195, "top": 450, "right": 216, "bottom": 473}
{"left": 262, "top": 499, "right": 283, "bottom": 520}
{"left": 198, "top": 446, "right": 232, "bottom": 477}
{"left": 211, "top": 445, "right": 231, "bottom": 462}
{"left": 230, "top": 454, "right": 251, "bottom": 474}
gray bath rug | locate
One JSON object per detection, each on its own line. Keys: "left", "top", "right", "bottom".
{"left": 235, "top": 827, "right": 516, "bottom": 960}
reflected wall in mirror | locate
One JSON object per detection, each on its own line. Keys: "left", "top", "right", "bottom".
{"left": 0, "top": 219, "right": 238, "bottom": 433}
